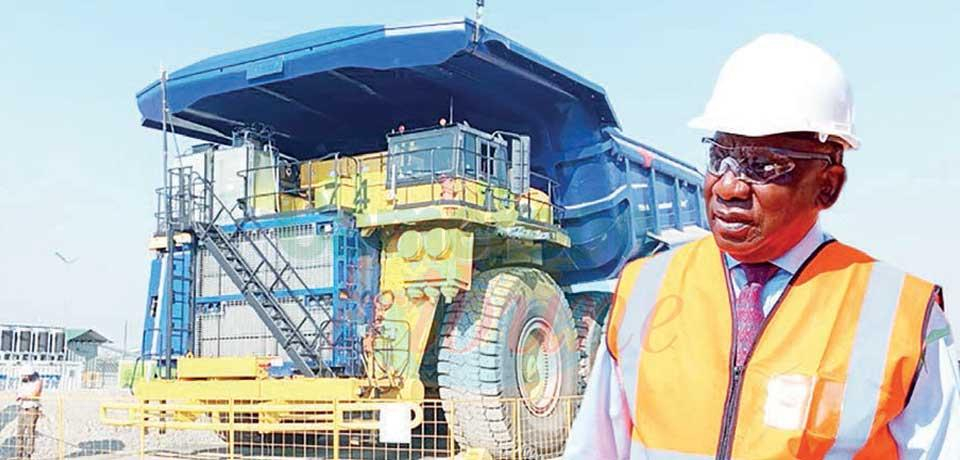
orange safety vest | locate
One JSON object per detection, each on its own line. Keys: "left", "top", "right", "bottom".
{"left": 606, "top": 236, "right": 939, "bottom": 459}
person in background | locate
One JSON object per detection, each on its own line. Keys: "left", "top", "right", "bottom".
{"left": 565, "top": 34, "right": 959, "bottom": 459}
{"left": 15, "top": 364, "right": 42, "bottom": 459}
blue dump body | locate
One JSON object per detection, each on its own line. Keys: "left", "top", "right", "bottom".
{"left": 137, "top": 19, "right": 706, "bottom": 287}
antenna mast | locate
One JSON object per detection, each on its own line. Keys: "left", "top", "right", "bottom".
{"left": 473, "top": 0, "right": 485, "bottom": 43}
{"left": 160, "top": 68, "right": 176, "bottom": 379}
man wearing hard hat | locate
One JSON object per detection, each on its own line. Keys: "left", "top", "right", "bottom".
{"left": 566, "top": 34, "right": 959, "bottom": 459}
{"left": 15, "top": 364, "right": 42, "bottom": 459}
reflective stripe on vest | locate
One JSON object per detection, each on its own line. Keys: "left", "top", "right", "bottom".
{"left": 608, "top": 250, "right": 677, "bottom": 415}
{"left": 824, "top": 262, "right": 904, "bottom": 458}
{"left": 606, "top": 236, "right": 936, "bottom": 459}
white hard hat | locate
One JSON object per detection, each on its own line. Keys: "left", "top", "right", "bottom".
{"left": 19, "top": 364, "right": 35, "bottom": 377}
{"left": 689, "top": 33, "right": 860, "bottom": 150}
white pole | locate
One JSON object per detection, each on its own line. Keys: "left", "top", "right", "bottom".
{"left": 160, "top": 69, "right": 175, "bottom": 379}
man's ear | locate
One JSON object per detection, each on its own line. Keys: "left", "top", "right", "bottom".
{"left": 817, "top": 164, "right": 846, "bottom": 209}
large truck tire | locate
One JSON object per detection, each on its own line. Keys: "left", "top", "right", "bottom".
{"left": 568, "top": 292, "right": 613, "bottom": 394}
{"left": 437, "top": 267, "right": 577, "bottom": 459}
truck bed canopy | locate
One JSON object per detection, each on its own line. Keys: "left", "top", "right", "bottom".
{"left": 139, "top": 18, "right": 707, "bottom": 285}
{"left": 137, "top": 19, "right": 619, "bottom": 159}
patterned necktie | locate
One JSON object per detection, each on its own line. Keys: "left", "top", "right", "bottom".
{"left": 734, "top": 262, "right": 780, "bottom": 366}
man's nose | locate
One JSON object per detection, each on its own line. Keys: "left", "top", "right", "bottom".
{"left": 712, "top": 169, "right": 752, "bottom": 202}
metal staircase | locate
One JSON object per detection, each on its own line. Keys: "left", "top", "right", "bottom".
{"left": 161, "top": 167, "right": 335, "bottom": 378}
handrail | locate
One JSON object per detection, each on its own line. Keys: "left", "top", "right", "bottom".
{"left": 380, "top": 145, "right": 564, "bottom": 225}
{"left": 203, "top": 143, "right": 564, "bottom": 227}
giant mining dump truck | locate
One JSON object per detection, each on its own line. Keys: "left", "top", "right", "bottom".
{"left": 103, "top": 18, "right": 708, "bottom": 459}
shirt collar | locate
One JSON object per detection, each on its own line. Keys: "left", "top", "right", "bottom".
{"left": 724, "top": 222, "right": 830, "bottom": 276}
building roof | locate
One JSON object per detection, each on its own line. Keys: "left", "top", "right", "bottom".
{"left": 65, "top": 329, "right": 110, "bottom": 344}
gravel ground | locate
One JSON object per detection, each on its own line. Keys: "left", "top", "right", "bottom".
{"left": 0, "top": 390, "right": 225, "bottom": 460}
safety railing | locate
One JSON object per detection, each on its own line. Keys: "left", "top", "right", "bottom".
{"left": 156, "top": 145, "right": 563, "bottom": 232}
{"left": 95, "top": 395, "right": 582, "bottom": 459}
{"left": 373, "top": 145, "right": 564, "bottom": 227}
{"left": 0, "top": 390, "right": 582, "bottom": 459}
{"left": 154, "top": 165, "right": 208, "bottom": 235}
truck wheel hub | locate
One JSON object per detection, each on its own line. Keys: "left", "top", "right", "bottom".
{"left": 516, "top": 317, "right": 561, "bottom": 416}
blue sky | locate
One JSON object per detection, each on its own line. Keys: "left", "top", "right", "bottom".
{"left": 0, "top": 1, "right": 957, "bottom": 343}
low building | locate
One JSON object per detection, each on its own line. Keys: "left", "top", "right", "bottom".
{"left": 0, "top": 323, "right": 109, "bottom": 390}
{"left": 0, "top": 324, "right": 68, "bottom": 362}
{"left": 65, "top": 328, "right": 110, "bottom": 364}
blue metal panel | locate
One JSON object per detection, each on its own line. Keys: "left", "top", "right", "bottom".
{"left": 648, "top": 167, "right": 661, "bottom": 234}
{"left": 655, "top": 170, "right": 677, "bottom": 229}
{"left": 627, "top": 165, "right": 654, "bottom": 239}
{"left": 332, "top": 227, "right": 355, "bottom": 372}
{"left": 672, "top": 178, "right": 682, "bottom": 230}
{"left": 143, "top": 249, "right": 194, "bottom": 363}
{"left": 547, "top": 130, "right": 706, "bottom": 285}
{"left": 357, "top": 235, "right": 380, "bottom": 324}
{"left": 679, "top": 181, "right": 704, "bottom": 228}
{"left": 330, "top": 225, "right": 379, "bottom": 376}
{"left": 140, "top": 257, "right": 163, "bottom": 356}
{"left": 157, "top": 250, "right": 193, "bottom": 360}
{"left": 247, "top": 56, "right": 284, "bottom": 80}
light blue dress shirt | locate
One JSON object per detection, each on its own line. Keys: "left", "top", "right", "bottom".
{"left": 725, "top": 222, "right": 829, "bottom": 317}
{"left": 564, "top": 225, "right": 960, "bottom": 459}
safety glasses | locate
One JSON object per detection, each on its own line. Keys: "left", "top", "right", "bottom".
{"left": 702, "top": 137, "right": 835, "bottom": 185}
